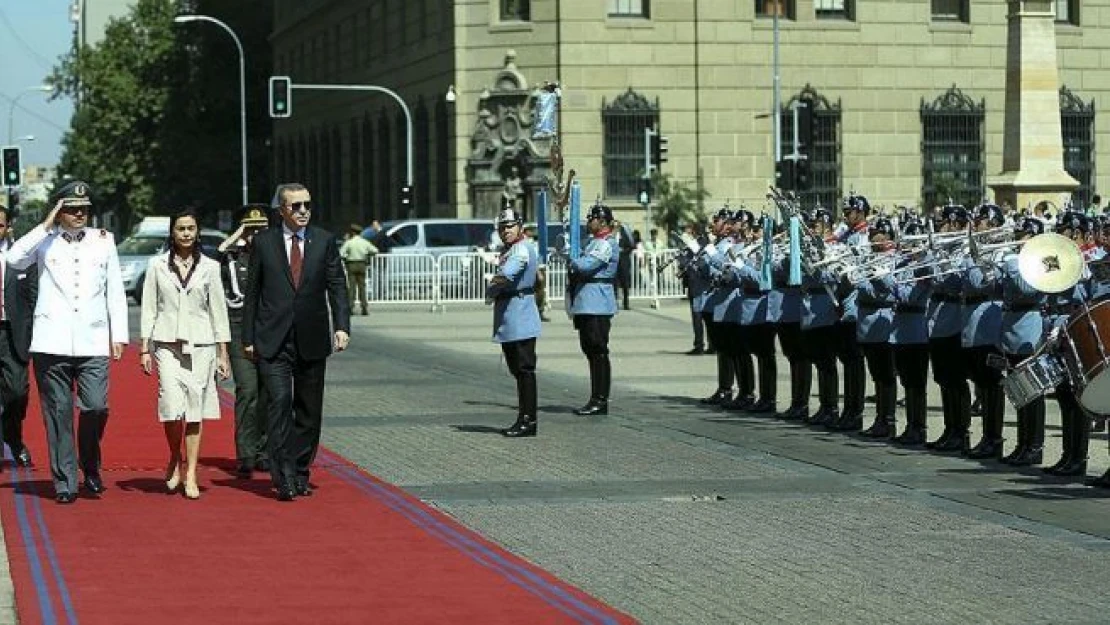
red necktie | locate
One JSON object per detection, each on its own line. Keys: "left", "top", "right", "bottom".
{"left": 290, "top": 233, "right": 303, "bottom": 288}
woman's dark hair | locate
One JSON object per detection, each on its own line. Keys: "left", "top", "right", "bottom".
{"left": 167, "top": 208, "right": 202, "bottom": 258}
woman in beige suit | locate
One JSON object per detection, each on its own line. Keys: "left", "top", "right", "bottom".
{"left": 139, "top": 209, "right": 231, "bottom": 499}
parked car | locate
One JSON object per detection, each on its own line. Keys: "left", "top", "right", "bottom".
{"left": 118, "top": 229, "right": 228, "bottom": 304}
{"left": 370, "top": 219, "right": 496, "bottom": 301}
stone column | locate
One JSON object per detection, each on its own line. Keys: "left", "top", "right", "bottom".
{"left": 989, "top": 0, "right": 1078, "bottom": 211}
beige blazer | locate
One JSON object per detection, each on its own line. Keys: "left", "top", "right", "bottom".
{"left": 140, "top": 253, "right": 231, "bottom": 347}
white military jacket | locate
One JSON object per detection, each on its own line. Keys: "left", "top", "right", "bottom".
{"left": 7, "top": 225, "right": 129, "bottom": 357}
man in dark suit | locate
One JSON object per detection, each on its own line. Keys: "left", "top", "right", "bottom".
{"left": 0, "top": 206, "right": 36, "bottom": 468}
{"left": 242, "top": 183, "right": 350, "bottom": 501}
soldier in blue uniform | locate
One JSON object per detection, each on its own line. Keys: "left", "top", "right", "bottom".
{"left": 718, "top": 209, "right": 757, "bottom": 411}
{"left": 886, "top": 219, "right": 932, "bottom": 445}
{"left": 771, "top": 221, "right": 812, "bottom": 421}
{"left": 856, "top": 218, "right": 898, "bottom": 439}
{"left": 487, "top": 207, "right": 542, "bottom": 436}
{"left": 999, "top": 217, "right": 1048, "bottom": 465}
{"left": 569, "top": 201, "right": 619, "bottom": 416}
{"left": 680, "top": 225, "right": 711, "bottom": 355}
{"left": 800, "top": 209, "right": 841, "bottom": 424}
{"left": 961, "top": 203, "right": 1006, "bottom": 460}
{"left": 925, "top": 205, "right": 972, "bottom": 452}
{"left": 1044, "top": 212, "right": 1096, "bottom": 476}
{"left": 731, "top": 217, "right": 776, "bottom": 413}
{"left": 698, "top": 208, "right": 739, "bottom": 406}
{"left": 827, "top": 194, "right": 869, "bottom": 431}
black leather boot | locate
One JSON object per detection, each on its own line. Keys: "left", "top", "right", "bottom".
{"left": 859, "top": 383, "right": 894, "bottom": 438}
{"left": 701, "top": 353, "right": 735, "bottom": 405}
{"left": 893, "top": 386, "right": 927, "bottom": 446}
{"left": 937, "top": 385, "right": 970, "bottom": 453}
{"left": 967, "top": 386, "right": 1005, "bottom": 460}
{"left": 1086, "top": 469, "right": 1110, "bottom": 488}
{"left": 502, "top": 414, "right": 537, "bottom": 437}
{"left": 926, "top": 387, "right": 954, "bottom": 450}
{"left": 1053, "top": 408, "right": 1089, "bottom": 476}
{"left": 576, "top": 357, "right": 608, "bottom": 416}
{"left": 725, "top": 394, "right": 755, "bottom": 412}
{"left": 1002, "top": 404, "right": 1030, "bottom": 464}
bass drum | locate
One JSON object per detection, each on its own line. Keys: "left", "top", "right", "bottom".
{"left": 1060, "top": 299, "right": 1110, "bottom": 415}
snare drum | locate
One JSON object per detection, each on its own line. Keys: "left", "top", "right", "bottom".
{"left": 1002, "top": 354, "right": 1066, "bottom": 409}
{"left": 1059, "top": 299, "right": 1110, "bottom": 415}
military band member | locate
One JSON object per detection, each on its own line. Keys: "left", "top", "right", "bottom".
{"left": 569, "top": 201, "right": 619, "bottom": 416}
{"left": 856, "top": 219, "right": 898, "bottom": 439}
{"left": 925, "top": 205, "right": 972, "bottom": 452}
{"left": 999, "top": 217, "right": 1048, "bottom": 466}
{"left": 218, "top": 205, "right": 272, "bottom": 477}
{"left": 800, "top": 209, "right": 840, "bottom": 425}
{"left": 0, "top": 205, "right": 36, "bottom": 469}
{"left": 719, "top": 210, "right": 757, "bottom": 411}
{"left": 771, "top": 222, "right": 812, "bottom": 422}
{"left": 698, "top": 209, "right": 737, "bottom": 405}
{"left": 961, "top": 203, "right": 1006, "bottom": 460}
{"left": 7, "top": 181, "right": 129, "bottom": 503}
{"left": 486, "top": 208, "right": 542, "bottom": 437}
{"left": 827, "top": 195, "right": 869, "bottom": 431}
{"left": 734, "top": 218, "right": 776, "bottom": 414}
{"left": 1043, "top": 212, "right": 1095, "bottom": 477}
{"left": 886, "top": 220, "right": 932, "bottom": 445}
{"left": 681, "top": 225, "right": 710, "bottom": 355}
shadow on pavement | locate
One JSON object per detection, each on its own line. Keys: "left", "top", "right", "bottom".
{"left": 451, "top": 425, "right": 506, "bottom": 434}
{"left": 993, "top": 486, "right": 1110, "bottom": 500}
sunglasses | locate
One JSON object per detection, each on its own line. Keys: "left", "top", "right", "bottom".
{"left": 60, "top": 205, "right": 89, "bottom": 215}
{"left": 285, "top": 201, "right": 313, "bottom": 212}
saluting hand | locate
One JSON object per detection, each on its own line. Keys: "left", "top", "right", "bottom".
{"left": 42, "top": 199, "right": 65, "bottom": 230}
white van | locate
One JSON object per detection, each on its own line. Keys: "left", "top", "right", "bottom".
{"left": 375, "top": 219, "right": 495, "bottom": 256}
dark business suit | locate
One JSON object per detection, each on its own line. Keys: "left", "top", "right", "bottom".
{"left": 0, "top": 255, "right": 36, "bottom": 458}
{"left": 242, "top": 225, "right": 350, "bottom": 490}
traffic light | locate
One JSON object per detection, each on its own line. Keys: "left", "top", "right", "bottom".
{"left": 650, "top": 133, "right": 669, "bottom": 169}
{"left": 1, "top": 146, "right": 20, "bottom": 187}
{"left": 637, "top": 177, "right": 652, "bottom": 206}
{"left": 269, "top": 76, "right": 292, "bottom": 118}
{"left": 774, "top": 159, "right": 795, "bottom": 190}
{"left": 400, "top": 184, "right": 413, "bottom": 210}
{"left": 794, "top": 158, "right": 812, "bottom": 191}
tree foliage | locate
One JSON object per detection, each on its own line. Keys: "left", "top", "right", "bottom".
{"left": 50, "top": 0, "right": 273, "bottom": 233}
{"left": 650, "top": 171, "right": 710, "bottom": 236}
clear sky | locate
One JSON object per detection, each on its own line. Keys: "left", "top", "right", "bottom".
{"left": 0, "top": 0, "right": 76, "bottom": 168}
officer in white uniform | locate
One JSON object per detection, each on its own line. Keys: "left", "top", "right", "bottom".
{"left": 6, "top": 181, "right": 129, "bottom": 504}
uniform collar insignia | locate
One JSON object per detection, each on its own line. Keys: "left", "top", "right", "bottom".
{"left": 61, "top": 230, "right": 86, "bottom": 243}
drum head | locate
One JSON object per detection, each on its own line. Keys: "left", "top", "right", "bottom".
{"left": 1079, "top": 372, "right": 1110, "bottom": 416}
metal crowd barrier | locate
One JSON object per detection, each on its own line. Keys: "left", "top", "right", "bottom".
{"left": 364, "top": 250, "right": 688, "bottom": 311}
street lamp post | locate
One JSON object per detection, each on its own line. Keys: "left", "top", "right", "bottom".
{"left": 7, "top": 85, "right": 52, "bottom": 145}
{"left": 174, "top": 14, "right": 249, "bottom": 206}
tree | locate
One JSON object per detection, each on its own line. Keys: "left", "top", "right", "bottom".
{"left": 649, "top": 171, "right": 709, "bottom": 236}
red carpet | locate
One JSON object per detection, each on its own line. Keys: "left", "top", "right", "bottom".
{"left": 0, "top": 359, "right": 636, "bottom": 625}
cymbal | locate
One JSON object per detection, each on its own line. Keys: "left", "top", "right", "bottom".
{"left": 1017, "top": 233, "right": 1084, "bottom": 293}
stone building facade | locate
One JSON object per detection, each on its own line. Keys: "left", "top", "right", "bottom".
{"left": 270, "top": 0, "right": 1104, "bottom": 230}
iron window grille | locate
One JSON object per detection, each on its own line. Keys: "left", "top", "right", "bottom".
{"left": 602, "top": 89, "right": 660, "bottom": 199}
{"left": 930, "top": 0, "right": 968, "bottom": 22}
{"left": 920, "top": 85, "right": 985, "bottom": 210}
{"left": 501, "top": 0, "right": 530, "bottom": 21}
{"left": 1060, "top": 85, "right": 1096, "bottom": 207}
{"left": 609, "top": 0, "right": 649, "bottom": 18}
{"left": 755, "top": 0, "right": 796, "bottom": 20}
{"left": 779, "top": 84, "right": 842, "bottom": 212}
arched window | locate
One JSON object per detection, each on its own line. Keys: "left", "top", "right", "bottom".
{"left": 780, "top": 84, "right": 842, "bottom": 211}
{"left": 920, "top": 85, "right": 985, "bottom": 210}
{"left": 602, "top": 88, "right": 659, "bottom": 199}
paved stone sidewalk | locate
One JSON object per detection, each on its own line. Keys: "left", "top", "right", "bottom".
{"left": 321, "top": 302, "right": 1110, "bottom": 625}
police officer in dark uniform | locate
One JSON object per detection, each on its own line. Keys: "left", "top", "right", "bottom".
{"left": 569, "top": 201, "right": 619, "bottom": 416}
{"left": 487, "top": 206, "right": 542, "bottom": 437}
{"left": 218, "top": 205, "right": 271, "bottom": 477}
{"left": 0, "top": 204, "right": 36, "bottom": 468}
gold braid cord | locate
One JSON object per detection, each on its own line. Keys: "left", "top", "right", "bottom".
{"left": 545, "top": 142, "right": 576, "bottom": 219}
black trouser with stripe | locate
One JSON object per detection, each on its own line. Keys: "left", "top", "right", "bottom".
{"left": 743, "top": 323, "right": 777, "bottom": 401}
{"left": 776, "top": 322, "right": 811, "bottom": 410}
{"left": 801, "top": 324, "right": 839, "bottom": 412}
{"left": 702, "top": 313, "right": 734, "bottom": 395}
{"left": 835, "top": 322, "right": 866, "bottom": 417}
{"left": 929, "top": 334, "right": 969, "bottom": 440}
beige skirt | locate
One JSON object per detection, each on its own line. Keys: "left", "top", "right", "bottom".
{"left": 154, "top": 342, "right": 221, "bottom": 423}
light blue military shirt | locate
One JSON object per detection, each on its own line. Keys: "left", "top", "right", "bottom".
{"left": 801, "top": 269, "right": 838, "bottom": 330}
{"left": 487, "top": 237, "right": 541, "bottom": 343}
{"left": 856, "top": 276, "right": 896, "bottom": 344}
{"left": 569, "top": 231, "right": 619, "bottom": 316}
{"left": 886, "top": 266, "right": 932, "bottom": 345}
{"left": 997, "top": 252, "right": 1045, "bottom": 356}
{"left": 960, "top": 255, "right": 1002, "bottom": 348}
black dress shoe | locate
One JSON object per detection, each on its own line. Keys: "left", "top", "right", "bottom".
{"left": 1007, "top": 447, "right": 1043, "bottom": 467}
{"left": 685, "top": 347, "right": 705, "bottom": 356}
{"left": 827, "top": 411, "right": 863, "bottom": 432}
{"left": 966, "top": 438, "right": 1004, "bottom": 460}
{"left": 1051, "top": 459, "right": 1088, "bottom": 477}
{"left": 859, "top": 418, "right": 894, "bottom": 439}
{"left": 935, "top": 433, "right": 967, "bottom": 453}
{"left": 705, "top": 347, "right": 716, "bottom": 355}
{"left": 14, "top": 447, "right": 32, "bottom": 468}
{"left": 746, "top": 399, "right": 776, "bottom": 414}
{"left": 276, "top": 484, "right": 297, "bottom": 501}
{"left": 699, "top": 390, "right": 732, "bottom": 405}
{"left": 502, "top": 417, "right": 537, "bottom": 438}
{"left": 1086, "top": 470, "right": 1110, "bottom": 488}
{"left": 55, "top": 492, "right": 76, "bottom": 505}
{"left": 83, "top": 476, "right": 106, "bottom": 494}
{"left": 574, "top": 399, "right": 608, "bottom": 416}
{"left": 892, "top": 428, "right": 927, "bottom": 446}
{"left": 235, "top": 462, "right": 253, "bottom": 478}
{"left": 295, "top": 480, "right": 312, "bottom": 496}
{"left": 779, "top": 406, "right": 807, "bottom": 421}
{"left": 724, "top": 395, "right": 755, "bottom": 412}
{"left": 925, "top": 430, "right": 952, "bottom": 450}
